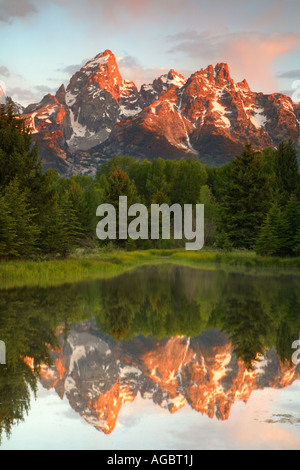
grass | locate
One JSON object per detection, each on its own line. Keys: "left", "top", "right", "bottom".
{"left": 1, "top": 247, "right": 300, "bottom": 290}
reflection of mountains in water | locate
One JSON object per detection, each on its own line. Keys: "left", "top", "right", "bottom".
{"left": 38, "top": 321, "right": 300, "bottom": 435}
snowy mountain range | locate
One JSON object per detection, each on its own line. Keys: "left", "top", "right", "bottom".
{"left": 6, "top": 49, "right": 300, "bottom": 176}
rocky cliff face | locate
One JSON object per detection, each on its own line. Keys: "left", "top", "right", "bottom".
{"left": 37, "top": 321, "right": 300, "bottom": 435}
{"left": 19, "top": 50, "right": 300, "bottom": 176}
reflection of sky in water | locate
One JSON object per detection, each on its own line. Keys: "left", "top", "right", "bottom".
{"left": 2, "top": 380, "right": 300, "bottom": 450}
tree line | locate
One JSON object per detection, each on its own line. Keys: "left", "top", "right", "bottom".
{"left": 0, "top": 102, "right": 299, "bottom": 258}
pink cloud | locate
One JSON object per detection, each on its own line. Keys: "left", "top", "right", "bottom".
{"left": 167, "top": 31, "right": 300, "bottom": 94}
{"left": 117, "top": 55, "right": 169, "bottom": 89}
{"left": 223, "top": 33, "right": 300, "bottom": 93}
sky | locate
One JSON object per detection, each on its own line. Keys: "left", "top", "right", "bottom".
{"left": 0, "top": 0, "right": 300, "bottom": 106}
{"left": 2, "top": 381, "right": 300, "bottom": 450}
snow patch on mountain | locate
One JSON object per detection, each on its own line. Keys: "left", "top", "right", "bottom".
{"left": 251, "top": 107, "right": 268, "bottom": 129}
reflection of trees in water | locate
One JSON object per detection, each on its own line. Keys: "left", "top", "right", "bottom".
{"left": 0, "top": 360, "right": 36, "bottom": 443}
{"left": 95, "top": 267, "right": 300, "bottom": 369}
{"left": 210, "top": 298, "right": 269, "bottom": 369}
{"left": 208, "top": 272, "right": 300, "bottom": 368}
{"left": 1, "top": 266, "right": 300, "bottom": 442}
{"left": 0, "top": 286, "right": 85, "bottom": 444}
{"left": 95, "top": 265, "right": 209, "bottom": 340}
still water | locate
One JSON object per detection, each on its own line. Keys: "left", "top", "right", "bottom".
{"left": 1, "top": 264, "right": 300, "bottom": 450}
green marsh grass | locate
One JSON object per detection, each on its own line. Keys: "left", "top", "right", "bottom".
{"left": 1, "top": 248, "right": 300, "bottom": 290}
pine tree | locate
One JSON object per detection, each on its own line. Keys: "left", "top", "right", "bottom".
{"left": 39, "top": 191, "right": 63, "bottom": 255}
{"left": 220, "top": 143, "right": 273, "bottom": 249}
{"left": 2, "top": 179, "right": 40, "bottom": 257}
{"left": 198, "top": 185, "right": 220, "bottom": 245}
{"left": 56, "top": 189, "right": 83, "bottom": 256}
{"left": 275, "top": 140, "right": 299, "bottom": 203}
{"left": 0, "top": 195, "right": 18, "bottom": 257}
{"left": 0, "top": 103, "right": 55, "bottom": 258}
{"left": 68, "top": 178, "right": 91, "bottom": 238}
{"left": 0, "top": 102, "right": 42, "bottom": 193}
{"left": 145, "top": 158, "right": 170, "bottom": 205}
{"left": 283, "top": 194, "right": 300, "bottom": 256}
{"left": 293, "top": 228, "right": 300, "bottom": 256}
{"left": 256, "top": 210, "right": 277, "bottom": 256}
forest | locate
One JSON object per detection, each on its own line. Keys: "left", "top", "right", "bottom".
{"left": 1, "top": 102, "right": 300, "bottom": 259}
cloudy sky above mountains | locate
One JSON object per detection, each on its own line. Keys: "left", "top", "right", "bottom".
{"left": 0, "top": 0, "right": 300, "bottom": 105}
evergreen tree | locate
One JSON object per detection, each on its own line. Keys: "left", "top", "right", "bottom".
{"left": 283, "top": 194, "right": 300, "bottom": 256}
{"left": 220, "top": 143, "right": 273, "bottom": 249}
{"left": 38, "top": 191, "right": 64, "bottom": 255}
{"left": 293, "top": 228, "right": 300, "bottom": 256}
{"left": 275, "top": 140, "right": 299, "bottom": 202}
{"left": 2, "top": 179, "right": 40, "bottom": 257}
{"left": 255, "top": 204, "right": 283, "bottom": 256}
{"left": 0, "top": 102, "right": 42, "bottom": 193}
{"left": 145, "top": 158, "right": 170, "bottom": 205}
{"left": 198, "top": 185, "right": 220, "bottom": 245}
{"left": 56, "top": 189, "right": 83, "bottom": 256}
{"left": 68, "top": 178, "right": 92, "bottom": 238}
{"left": 0, "top": 195, "right": 17, "bottom": 257}
{"left": 256, "top": 196, "right": 300, "bottom": 257}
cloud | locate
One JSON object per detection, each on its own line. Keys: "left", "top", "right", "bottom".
{"left": 57, "top": 58, "right": 89, "bottom": 77}
{"left": 35, "top": 84, "right": 58, "bottom": 95}
{"left": 117, "top": 55, "right": 169, "bottom": 89}
{"left": 60, "top": 64, "right": 82, "bottom": 75}
{"left": 74, "top": 0, "right": 183, "bottom": 21}
{"left": 99, "top": 0, "right": 150, "bottom": 21}
{"left": 38, "top": 0, "right": 197, "bottom": 34}
{"left": 6, "top": 86, "right": 38, "bottom": 105}
{"left": 166, "top": 30, "right": 300, "bottom": 93}
{"left": 277, "top": 69, "right": 300, "bottom": 79}
{"left": 0, "top": 0, "right": 37, "bottom": 22}
{"left": 0, "top": 65, "right": 10, "bottom": 77}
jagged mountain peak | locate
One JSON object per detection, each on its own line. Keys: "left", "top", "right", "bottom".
{"left": 66, "top": 50, "right": 123, "bottom": 104}
{"left": 55, "top": 83, "right": 66, "bottom": 105}
{"left": 190, "top": 63, "right": 232, "bottom": 87}
{"left": 91, "top": 49, "right": 115, "bottom": 62}
{"left": 18, "top": 50, "right": 300, "bottom": 176}
{"left": 162, "top": 69, "right": 187, "bottom": 88}
{"left": 82, "top": 49, "right": 118, "bottom": 73}
{"left": 215, "top": 62, "right": 231, "bottom": 75}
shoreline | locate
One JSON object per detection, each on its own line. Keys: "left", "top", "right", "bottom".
{"left": 1, "top": 248, "right": 300, "bottom": 290}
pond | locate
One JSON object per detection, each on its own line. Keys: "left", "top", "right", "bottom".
{"left": 1, "top": 264, "right": 300, "bottom": 450}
